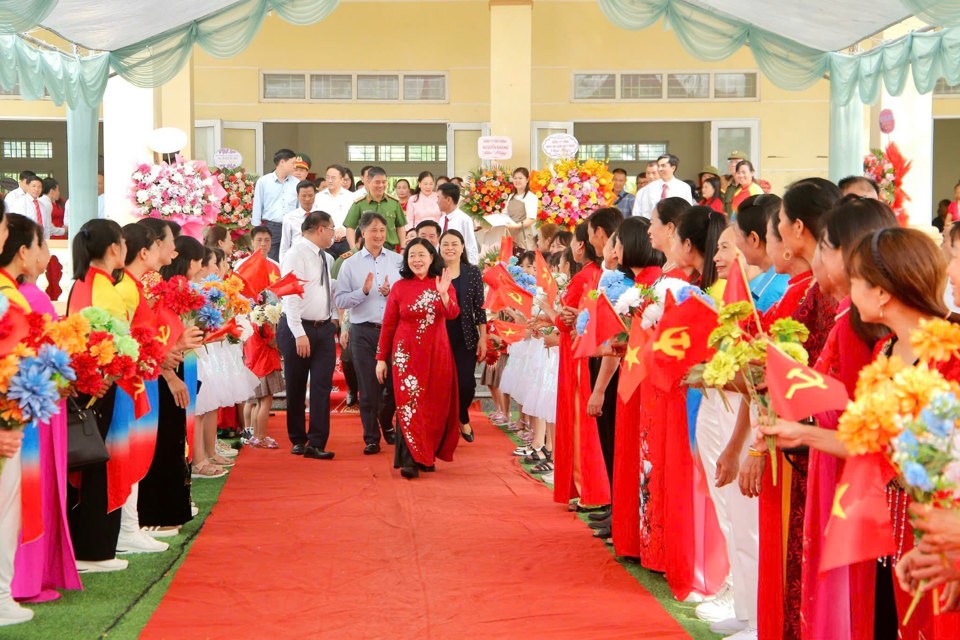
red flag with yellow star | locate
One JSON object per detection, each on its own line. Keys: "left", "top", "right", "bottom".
{"left": 574, "top": 293, "right": 626, "bottom": 359}
{"left": 723, "top": 254, "right": 753, "bottom": 306}
{"left": 820, "top": 452, "right": 897, "bottom": 572}
{"left": 266, "top": 271, "right": 305, "bottom": 298}
{"left": 617, "top": 317, "right": 650, "bottom": 403}
{"left": 534, "top": 250, "right": 558, "bottom": 307}
{"left": 491, "top": 319, "right": 526, "bottom": 345}
{"left": 766, "top": 343, "right": 850, "bottom": 421}
{"left": 498, "top": 236, "right": 514, "bottom": 264}
{"left": 235, "top": 251, "right": 279, "bottom": 299}
{"left": 648, "top": 292, "right": 716, "bottom": 390}
{"left": 486, "top": 281, "right": 534, "bottom": 318}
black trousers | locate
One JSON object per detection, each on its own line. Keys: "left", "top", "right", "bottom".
{"left": 350, "top": 322, "right": 396, "bottom": 446}
{"left": 67, "top": 386, "right": 122, "bottom": 561}
{"left": 340, "top": 335, "right": 359, "bottom": 395}
{"left": 448, "top": 322, "right": 476, "bottom": 425}
{"left": 589, "top": 357, "right": 618, "bottom": 489}
{"left": 277, "top": 317, "right": 336, "bottom": 449}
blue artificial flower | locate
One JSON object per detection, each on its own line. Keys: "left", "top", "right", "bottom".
{"left": 202, "top": 274, "right": 219, "bottom": 283}
{"left": 0, "top": 291, "right": 9, "bottom": 319}
{"left": 37, "top": 345, "right": 76, "bottom": 382}
{"left": 7, "top": 358, "right": 61, "bottom": 423}
{"left": 598, "top": 271, "right": 631, "bottom": 304}
{"left": 576, "top": 309, "right": 590, "bottom": 336}
{"left": 508, "top": 256, "right": 518, "bottom": 266}
{"left": 895, "top": 429, "right": 920, "bottom": 454}
{"left": 197, "top": 305, "right": 224, "bottom": 331}
{"left": 920, "top": 407, "right": 955, "bottom": 439}
{"left": 902, "top": 461, "right": 934, "bottom": 492}
{"left": 929, "top": 392, "right": 960, "bottom": 420}
{"left": 205, "top": 287, "right": 225, "bottom": 303}
{"left": 676, "top": 285, "right": 716, "bottom": 310}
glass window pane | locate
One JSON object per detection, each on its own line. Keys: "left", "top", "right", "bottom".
{"left": 573, "top": 74, "right": 616, "bottom": 99}
{"left": 666, "top": 73, "right": 709, "bottom": 99}
{"left": 263, "top": 73, "right": 305, "bottom": 99}
{"left": 577, "top": 144, "right": 607, "bottom": 160}
{"left": 347, "top": 145, "right": 376, "bottom": 163}
{"left": 30, "top": 141, "right": 53, "bottom": 159}
{"left": 2, "top": 140, "right": 27, "bottom": 158}
{"left": 403, "top": 75, "right": 445, "bottom": 100}
{"left": 438, "top": 145, "right": 447, "bottom": 162}
{"left": 716, "top": 128, "right": 752, "bottom": 169}
{"left": 637, "top": 143, "right": 668, "bottom": 160}
{"left": 607, "top": 144, "right": 637, "bottom": 161}
{"left": 714, "top": 72, "right": 758, "bottom": 99}
{"left": 621, "top": 73, "right": 662, "bottom": 99}
{"left": 377, "top": 145, "right": 406, "bottom": 162}
{"left": 310, "top": 74, "right": 352, "bottom": 100}
{"left": 407, "top": 145, "right": 437, "bottom": 162}
{"left": 934, "top": 78, "right": 960, "bottom": 95}
{"left": 358, "top": 75, "right": 399, "bottom": 100}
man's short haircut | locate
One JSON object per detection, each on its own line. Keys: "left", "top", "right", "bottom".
{"left": 302, "top": 211, "right": 332, "bottom": 233}
{"left": 838, "top": 175, "right": 880, "bottom": 197}
{"left": 250, "top": 225, "right": 272, "bottom": 239}
{"left": 325, "top": 164, "right": 344, "bottom": 176}
{"left": 658, "top": 154, "right": 680, "bottom": 169}
{"left": 358, "top": 211, "right": 388, "bottom": 232}
{"left": 296, "top": 179, "right": 316, "bottom": 194}
{"left": 19, "top": 170, "right": 36, "bottom": 182}
{"left": 588, "top": 206, "right": 624, "bottom": 238}
{"left": 438, "top": 181, "right": 460, "bottom": 203}
{"left": 612, "top": 168, "right": 628, "bottom": 177}
{"left": 360, "top": 165, "right": 373, "bottom": 178}
{"left": 367, "top": 166, "right": 387, "bottom": 180}
{"left": 273, "top": 149, "right": 296, "bottom": 166}
{"left": 24, "top": 175, "right": 42, "bottom": 186}
{"left": 41, "top": 177, "right": 58, "bottom": 195}
{"left": 416, "top": 220, "right": 442, "bottom": 236}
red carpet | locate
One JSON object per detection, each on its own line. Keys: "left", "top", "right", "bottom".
{"left": 142, "top": 412, "right": 690, "bottom": 639}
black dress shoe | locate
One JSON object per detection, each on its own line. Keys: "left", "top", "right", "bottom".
{"left": 400, "top": 466, "right": 419, "bottom": 479}
{"left": 363, "top": 443, "right": 381, "bottom": 455}
{"left": 416, "top": 463, "right": 436, "bottom": 472}
{"left": 382, "top": 430, "right": 396, "bottom": 445}
{"left": 592, "top": 527, "right": 612, "bottom": 538}
{"left": 588, "top": 508, "right": 612, "bottom": 522}
{"left": 291, "top": 444, "right": 305, "bottom": 456}
{"left": 303, "top": 446, "right": 335, "bottom": 460}
{"left": 589, "top": 516, "right": 612, "bottom": 530}
{"left": 345, "top": 391, "right": 357, "bottom": 407}
{"left": 460, "top": 426, "right": 475, "bottom": 443}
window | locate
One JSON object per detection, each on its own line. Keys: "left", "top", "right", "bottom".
{"left": 934, "top": 78, "right": 960, "bottom": 95}
{"left": 577, "top": 144, "right": 607, "bottom": 160}
{"left": 357, "top": 74, "right": 400, "bottom": 100}
{"left": 30, "top": 141, "right": 53, "bottom": 159}
{"left": 667, "top": 73, "right": 710, "bottom": 99}
{"left": 407, "top": 145, "right": 438, "bottom": 162}
{"left": 577, "top": 143, "right": 666, "bottom": 162}
{"left": 403, "top": 75, "right": 445, "bottom": 100}
{"left": 263, "top": 73, "right": 305, "bottom": 99}
{"left": 606, "top": 144, "right": 637, "bottom": 161}
{"left": 621, "top": 73, "right": 662, "bottom": 99}
{"left": 347, "top": 145, "right": 376, "bottom": 163}
{"left": 310, "top": 74, "right": 352, "bottom": 100}
{"left": 573, "top": 74, "right": 616, "bottom": 100}
{"left": 2, "top": 140, "right": 28, "bottom": 158}
{"left": 377, "top": 145, "right": 407, "bottom": 162}
{"left": 714, "top": 72, "right": 758, "bottom": 99}
{"left": 637, "top": 143, "right": 668, "bottom": 160}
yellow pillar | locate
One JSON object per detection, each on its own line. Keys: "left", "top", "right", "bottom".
{"left": 154, "top": 59, "right": 195, "bottom": 160}
{"left": 489, "top": 0, "right": 532, "bottom": 168}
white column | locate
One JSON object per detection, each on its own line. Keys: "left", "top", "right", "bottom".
{"left": 102, "top": 76, "right": 156, "bottom": 226}
{"left": 874, "top": 69, "right": 933, "bottom": 226}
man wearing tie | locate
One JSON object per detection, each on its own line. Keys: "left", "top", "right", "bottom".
{"left": 334, "top": 212, "right": 403, "bottom": 455}
{"left": 277, "top": 211, "right": 340, "bottom": 459}
{"left": 436, "top": 182, "right": 479, "bottom": 265}
{"left": 13, "top": 175, "right": 45, "bottom": 230}
{"left": 632, "top": 153, "right": 693, "bottom": 219}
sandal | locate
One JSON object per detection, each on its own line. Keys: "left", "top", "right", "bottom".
{"left": 512, "top": 445, "right": 533, "bottom": 457}
{"left": 523, "top": 447, "right": 548, "bottom": 464}
{"left": 209, "top": 454, "right": 235, "bottom": 467}
{"left": 258, "top": 436, "right": 279, "bottom": 449}
{"left": 191, "top": 462, "right": 226, "bottom": 479}
{"left": 530, "top": 460, "right": 554, "bottom": 475}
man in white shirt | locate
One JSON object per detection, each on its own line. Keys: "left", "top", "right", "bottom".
{"left": 632, "top": 153, "right": 694, "bottom": 219}
{"left": 279, "top": 180, "right": 317, "bottom": 262}
{"left": 13, "top": 175, "right": 44, "bottom": 225}
{"left": 277, "top": 211, "right": 340, "bottom": 460}
{"left": 252, "top": 149, "right": 299, "bottom": 262}
{"left": 3, "top": 170, "right": 35, "bottom": 214}
{"left": 313, "top": 164, "right": 355, "bottom": 259}
{"left": 37, "top": 177, "right": 66, "bottom": 239}
{"left": 352, "top": 165, "right": 372, "bottom": 201}
{"left": 436, "top": 182, "right": 479, "bottom": 265}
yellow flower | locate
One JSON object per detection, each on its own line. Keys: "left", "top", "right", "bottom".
{"left": 776, "top": 341, "right": 809, "bottom": 366}
{"left": 911, "top": 317, "right": 960, "bottom": 363}
{"left": 0, "top": 354, "right": 19, "bottom": 394}
{"left": 45, "top": 315, "right": 91, "bottom": 356}
{"left": 837, "top": 391, "right": 900, "bottom": 455}
{"left": 854, "top": 355, "right": 905, "bottom": 398}
{"left": 891, "top": 363, "right": 951, "bottom": 418}
{"left": 703, "top": 350, "right": 739, "bottom": 387}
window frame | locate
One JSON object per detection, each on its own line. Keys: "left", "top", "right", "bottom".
{"left": 571, "top": 69, "right": 760, "bottom": 103}
{"left": 933, "top": 78, "right": 960, "bottom": 97}
{"left": 261, "top": 71, "right": 449, "bottom": 104}
{"left": 345, "top": 143, "right": 448, "bottom": 164}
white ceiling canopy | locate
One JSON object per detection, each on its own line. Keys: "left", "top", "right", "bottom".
{"left": 40, "top": 0, "right": 242, "bottom": 51}
{"left": 681, "top": 0, "right": 916, "bottom": 51}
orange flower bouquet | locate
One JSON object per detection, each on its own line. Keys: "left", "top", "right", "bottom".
{"left": 460, "top": 166, "right": 515, "bottom": 227}
{"left": 529, "top": 158, "right": 615, "bottom": 231}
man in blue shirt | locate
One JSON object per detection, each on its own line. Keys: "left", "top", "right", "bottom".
{"left": 252, "top": 148, "right": 299, "bottom": 261}
{"left": 611, "top": 168, "right": 635, "bottom": 218}
{"left": 334, "top": 212, "right": 404, "bottom": 455}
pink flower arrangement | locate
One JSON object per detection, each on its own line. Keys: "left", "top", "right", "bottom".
{"left": 213, "top": 167, "right": 258, "bottom": 238}
{"left": 130, "top": 159, "right": 227, "bottom": 239}
{"left": 529, "top": 158, "right": 615, "bottom": 231}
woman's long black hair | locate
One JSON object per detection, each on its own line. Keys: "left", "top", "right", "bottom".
{"left": 160, "top": 235, "right": 203, "bottom": 281}
{"left": 73, "top": 218, "right": 123, "bottom": 280}
{"left": 399, "top": 238, "right": 444, "bottom": 279}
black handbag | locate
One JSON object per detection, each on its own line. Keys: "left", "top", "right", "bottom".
{"left": 66, "top": 397, "right": 109, "bottom": 471}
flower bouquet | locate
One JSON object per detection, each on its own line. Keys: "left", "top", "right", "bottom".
{"left": 529, "top": 158, "right": 615, "bottom": 230}
{"left": 213, "top": 167, "right": 257, "bottom": 239}
{"left": 863, "top": 142, "right": 911, "bottom": 226}
{"left": 460, "top": 167, "right": 514, "bottom": 227}
{"left": 130, "top": 159, "right": 227, "bottom": 240}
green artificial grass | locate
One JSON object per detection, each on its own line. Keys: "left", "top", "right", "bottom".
{"left": 5, "top": 470, "right": 229, "bottom": 640}
{"left": 495, "top": 414, "right": 722, "bottom": 640}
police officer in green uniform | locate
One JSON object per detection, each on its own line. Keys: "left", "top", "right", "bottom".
{"left": 344, "top": 166, "right": 407, "bottom": 251}
{"left": 722, "top": 150, "right": 747, "bottom": 215}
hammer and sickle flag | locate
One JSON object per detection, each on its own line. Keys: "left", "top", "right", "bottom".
{"left": 117, "top": 376, "right": 152, "bottom": 420}
{"left": 154, "top": 305, "right": 185, "bottom": 359}
{"left": 765, "top": 343, "right": 850, "bottom": 421}
{"left": 649, "top": 291, "right": 716, "bottom": 390}
{"left": 821, "top": 452, "right": 897, "bottom": 572}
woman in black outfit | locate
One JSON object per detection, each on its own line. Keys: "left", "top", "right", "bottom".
{"left": 439, "top": 230, "right": 487, "bottom": 441}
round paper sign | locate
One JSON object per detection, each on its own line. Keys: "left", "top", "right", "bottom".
{"left": 541, "top": 133, "right": 579, "bottom": 160}
{"left": 879, "top": 109, "right": 895, "bottom": 134}
{"left": 213, "top": 148, "right": 243, "bottom": 169}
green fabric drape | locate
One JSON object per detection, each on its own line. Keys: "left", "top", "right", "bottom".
{"left": 828, "top": 79, "right": 865, "bottom": 182}
{"left": 109, "top": 0, "right": 339, "bottom": 88}
{"left": 66, "top": 103, "right": 100, "bottom": 232}
{"left": 0, "top": 35, "right": 109, "bottom": 108}
{"left": 902, "top": 0, "right": 960, "bottom": 26}
{"left": 0, "top": 0, "right": 57, "bottom": 35}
